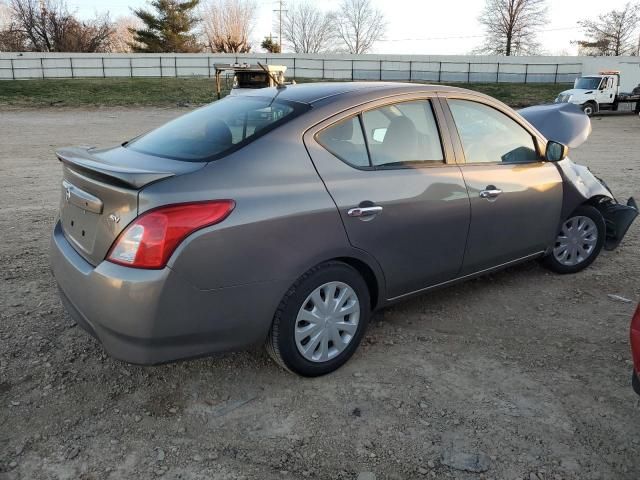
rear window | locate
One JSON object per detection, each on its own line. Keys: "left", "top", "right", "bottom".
{"left": 127, "top": 96, "right": 308, "bottom": 161}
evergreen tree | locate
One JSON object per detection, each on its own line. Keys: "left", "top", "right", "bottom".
{"left": 130, "top": 0, "right": 201, "bottom": 53}
{"left": 261, "top": 35, "right": 280, "bottom": 53}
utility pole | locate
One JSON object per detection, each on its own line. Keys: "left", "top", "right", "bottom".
{"left": 273, "top": 0, "right": 287, "bottom": 53}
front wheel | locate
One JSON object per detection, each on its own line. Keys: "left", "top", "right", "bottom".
{"left": 542, "top": 205, "right": 605, "bottom": 274}
{"left": 581, "top": 102, "right": 597, "bottom": 116}
{"left": 266, "top": 261, "right": 371, "bottom": 376}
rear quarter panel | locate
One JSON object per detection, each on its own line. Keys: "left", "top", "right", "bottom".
{"left": 138, "top": 118, "right": 384, "bottom": 298}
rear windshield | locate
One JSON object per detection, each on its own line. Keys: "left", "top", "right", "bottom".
{"left": 127, "top": 96, "right": 308, "bottom": 161}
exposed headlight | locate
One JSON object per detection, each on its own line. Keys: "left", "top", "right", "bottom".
{"left": 556, "top": 94, "right": 573, "bottom": 103}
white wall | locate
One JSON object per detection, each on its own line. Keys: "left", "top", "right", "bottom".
{"left": 1, "top": 52, "right": 639, "bottom": 89}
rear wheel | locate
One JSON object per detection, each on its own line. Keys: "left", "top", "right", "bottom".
{"left": 542, "top": 205, "right": 605, "bottom": 274}
{"left": 266, "top": 261, "right": 370, "bottom": 376}
{"left": 581, "top": 102, "right": 597, "bottom": 116}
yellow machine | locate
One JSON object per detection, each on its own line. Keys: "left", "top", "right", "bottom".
{"left": 213, "top": 63, "right": 289, "bottom": 99}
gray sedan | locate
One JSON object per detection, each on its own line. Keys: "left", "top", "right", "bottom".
{"left": 50, "top": 82, "right": 637, "bottom": 376}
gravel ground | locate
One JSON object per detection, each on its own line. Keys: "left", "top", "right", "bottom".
{"left": 0, "top": 107, "right": 639, "bottom": 480}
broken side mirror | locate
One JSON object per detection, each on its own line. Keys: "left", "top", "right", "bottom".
{"left": 545, "top": 141, "right": 569, "bottom": 162}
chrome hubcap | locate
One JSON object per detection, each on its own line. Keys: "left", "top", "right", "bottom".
{"left": 553, "top": 215, "right": 598, "bottom": 266}
{"left": 295, "top": 281, "right": 360, "bottom": 363}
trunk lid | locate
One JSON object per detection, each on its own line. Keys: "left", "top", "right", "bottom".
{"left": 57, "top": 146, "right": 206, "bottom": 266}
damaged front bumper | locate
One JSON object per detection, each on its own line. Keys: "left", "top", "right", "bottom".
{"left": 598, "top": 197, "right": 638, "bottom": 250}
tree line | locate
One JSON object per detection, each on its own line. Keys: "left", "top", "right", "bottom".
{"left": 477, "top": 0, "right": 640, "bottom": 56}
{"left": 0, "top": 0, "right": 385, "bottom": 54}
{"left": 1, "top": 0, "right": 639, "bottom": 56}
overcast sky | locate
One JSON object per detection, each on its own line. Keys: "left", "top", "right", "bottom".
{"left": 68, "top": 0, "right": 636, "bottom": 55}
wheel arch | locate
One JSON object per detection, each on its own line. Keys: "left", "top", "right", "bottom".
{"left": 582, "top": 100, "right": 598, "bottom": 115}
{"left": 287, "top": 250, "right": 387, "bottom": 312}
{"left": 333, "top": 256, "right": 382, "bottom": 310}
{"left": 584, "top": 194, "right": 611, "bottom": 208}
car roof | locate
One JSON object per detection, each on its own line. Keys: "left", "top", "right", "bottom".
{"left": 239, "top": 81, "right": 483, "bottom": 105}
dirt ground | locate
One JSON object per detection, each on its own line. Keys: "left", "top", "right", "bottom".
{"left": 0, "top": 107, "right": 639, "bottom": 480}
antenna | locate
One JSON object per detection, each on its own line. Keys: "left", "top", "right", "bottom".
{"left": 257, "top": 62, "right": 285, "bottom": 89}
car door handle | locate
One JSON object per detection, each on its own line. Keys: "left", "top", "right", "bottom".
{"left": 347, "top": 206, "right": 383, "bottom": 217}
{"left": 479, "top": 187, "right": 503, "bottom": 199}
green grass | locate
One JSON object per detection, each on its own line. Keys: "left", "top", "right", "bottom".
{"left": 0, "top": 78, "right": 222, "bottom": 107}
{"left": 0, "top": 77, "right": 567, "bottom": 108}
{"left": 463, "top": 82, "right": 565, "bottom": 108}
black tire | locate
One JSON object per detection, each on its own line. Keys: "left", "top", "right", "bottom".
{"left": 266, "top": 261, "right": 370, "bottom": 376}
{"left": 542, "top": 204, "right": 605, "bottom": 274}
{"left": 581, "top": 102, "right": 597, "bottom": 116}
{"left": 633, "top": 370, "right": 640, "bottom": 396}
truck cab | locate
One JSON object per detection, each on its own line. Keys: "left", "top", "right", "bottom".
{"left": 555, "top": 71, "right": 620, "bottom": 115}
{"left": 555, "top": 71, "right": 640, "bottom": 116}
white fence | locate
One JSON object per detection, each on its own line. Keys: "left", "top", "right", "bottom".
{"left": 1, "top": 52, "right": 640, "bottom": 89}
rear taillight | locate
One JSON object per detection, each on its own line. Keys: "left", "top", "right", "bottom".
{"left": 107, "top": 200, "right": 234, "bottom": 269}
{"left": 631, "top": 304, "right": 640, "bottom": 373}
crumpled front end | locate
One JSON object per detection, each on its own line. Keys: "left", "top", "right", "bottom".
{"left": 597, "top": 196, "right": 638, "bottom": 251}
{"left": 587, "top": 174, "right": 638, "bottom": 250}
{"left": 556, "top": 160, "right": 637, "bottom": 251}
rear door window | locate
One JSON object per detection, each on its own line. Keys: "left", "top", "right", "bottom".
{"left": 127, "top": 96, "right": 308, "bottom": 161}
{"left": 361, "top": 100, "right": 444, "bottom": 167}
{"left": 316, "top": 116, "right": 370, "bottom": 168}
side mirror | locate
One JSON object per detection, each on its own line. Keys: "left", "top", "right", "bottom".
{"left": 545, "top": 141, "right": 569, "bottom": 162}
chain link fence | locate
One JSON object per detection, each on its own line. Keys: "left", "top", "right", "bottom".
{"left": 0, "top": 54, "right": 582, "bottom": 84}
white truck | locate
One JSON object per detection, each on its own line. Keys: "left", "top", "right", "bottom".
{"left": 555, "top": 71, "right": 640, "bottom": 116}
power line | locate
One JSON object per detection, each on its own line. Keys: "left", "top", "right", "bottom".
{"left": 376, "top": 25, "right": 583, "bottom": 42}
{"left": 273, "top": 0, "right": 287, "bottom": 52}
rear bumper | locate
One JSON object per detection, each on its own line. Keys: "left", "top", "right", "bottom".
{"left": 50, "top": 220, "right": 287, "bottom": 365}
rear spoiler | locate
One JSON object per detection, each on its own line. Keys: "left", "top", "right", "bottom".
{"left": 57, "top": 147, "right": 175, "bottom": 189}
{"left": 518, "top": 103, "right": 591, "bottom": 148}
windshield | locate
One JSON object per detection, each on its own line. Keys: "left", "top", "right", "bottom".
{"left": 574, "top": 77, "right": 603, "bottom": 90}
{"left": 127, "top": 97, "right": 308, "bottom": 161}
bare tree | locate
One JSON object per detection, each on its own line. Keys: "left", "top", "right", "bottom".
{"left": 282, "top": 1, "right": 335, "bottom": 53}
{"left": 335, "top": 0, "right": 385, "bottom": 54}
{"left": 476, "top": 0, "right": 547, "bottom": 56}
{"left": 9, "top": 0, "right": 113, "bottom": 52}
{"left": 576, "top": 2, "right": 639, "bottom": 56}
{"left": 0, "top": 0, "right": 10, "bottom": 28}
{"left": 109, "top": 16, "right": 140, "bottom": 53}
{"left": 0, "top": 0, "right": 26, "bottom": 51}
{"left": 200, "top": 0, "right": 256, "bottom": 53}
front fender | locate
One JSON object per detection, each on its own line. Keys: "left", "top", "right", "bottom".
{"left": 556, "top": 159, "right": 613, "bottom": 219}
{"left": 556, "top": 159, "right": 637, "bottom": 250}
